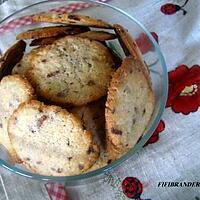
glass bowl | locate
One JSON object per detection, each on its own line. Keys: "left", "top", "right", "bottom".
{"left": 0, "top": 0, "right": 168, "bottom": 184}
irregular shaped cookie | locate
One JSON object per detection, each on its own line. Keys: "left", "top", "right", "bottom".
{"left": 16, "top": 26, "right": 88, "bottom": 40}
{"left": 0, "top": 75, "right": 35, "bottom": 161}
{"left": 76, "top": 31, "right": 116, "bottom": 41}
{"left": 8, "top": 100, "right": 99, "bottom": 176}
{"left": 0, "top": 40, "right": 26, "bottom": 79}
{"left": 105, "top": 56, "right": 155, "bottom": 159}
{"left": 27, "top": 36, "right": 115, "bottom": 106}
{"left": 114, "top": 24, "right": 150, "bottom": 84}
{"left": 32, "top": 13, "right": 112, "bottom": 29}
{"left": 70, "top": 98, "right": 106, "bottom": 149}
{"left": 70, "top": 99, "right": 115, "bottom": 172}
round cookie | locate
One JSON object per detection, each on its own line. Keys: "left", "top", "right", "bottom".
{"left": 105, "top": 56, "right": 155, "bottom": 159}
{"left": 27, "top": 36, "right": 115, "bottom": 106}
{"left": 0, "top": 75, "right": 35, "bottom": 161}
{"left": 8, "top": 100, "right": 99, "bottom": 176}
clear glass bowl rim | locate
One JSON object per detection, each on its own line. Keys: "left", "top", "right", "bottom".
{"left": 0, "top": 0, "right": 168, "bottom": 182}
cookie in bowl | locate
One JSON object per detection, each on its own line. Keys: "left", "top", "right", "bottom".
{"left": 0, "top": 75, "right": 35, "bottom": 161}
{"left": 26, "top": 36, "right": 115, "bottom": 106}
{"left": 8, "top": 100, "right": 99, "bottom": 176}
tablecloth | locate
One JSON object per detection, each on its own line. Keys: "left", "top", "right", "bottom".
{"left": 0, "top": 0, "right": 200, "bottom": 200}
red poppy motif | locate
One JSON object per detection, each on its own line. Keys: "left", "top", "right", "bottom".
{"left": 167, "top": 65, "right": 200, "bottom": 115}
{"left": 144, "top": 120, "right": 165, "bottom": 147}
{"left": 136, "top": 32, "right": 158, "bottom": 54}
{"left": 161, "top": 0, "right": 189, "bottom": 15}
{"left": 122, "top": 177, "right": 143, "bottom": 199}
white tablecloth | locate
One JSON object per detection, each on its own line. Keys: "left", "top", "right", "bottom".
{"left": 0, "top": 0, "right": 200, "bottom": 200}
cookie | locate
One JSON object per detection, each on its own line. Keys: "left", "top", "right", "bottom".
{"left": 114, "top": 24, "right": 150, "bottom": 83}
{"left": 106, "top": 138, "right": 123, "bottom": 161}
{"left": 70, "top": 99, "right": 115, "bottom": 172}
{"left": 27, "top": 36, "right": 115, "bottom": 106}
{"left": 86, "top": 152, "right": 110, "bottom": 172}
{"left": 70, "top": 98, "right": 106, "bottom": 149}
{"left": 32, "top": 13, "right": 113, "bottom": 29}
{"left": 0, "top": 75, "right": 35, "bottom": 161}
{"left": 12, "top": 48, "right": 41, "bottom": 75}
{"left": 76, "top": 31, "right": 116, "bottom": 41}
{"left": 105, "top": 56, "right": 155, "bottom": 159}
{"left": 16, "top": 26, "right": 89, "bottom": 40}
{"left": 30, "top": 37, "right": 61, "bottom": 46}
{"left": 8, "top": 100, "right": 99, "bottom": 176}
{"left": 0, "top": 40, "right": 26, "bottom": 79}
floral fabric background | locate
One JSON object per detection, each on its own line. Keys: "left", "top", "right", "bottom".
{"left": 0, "top": 0, "right": 200, "bottom": 200}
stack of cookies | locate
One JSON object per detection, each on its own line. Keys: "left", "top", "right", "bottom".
{"left": 0, "top": 13, "right": 155, "bottom": 176}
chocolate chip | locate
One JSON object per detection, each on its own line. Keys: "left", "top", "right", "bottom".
{"left": 30, "top": 128, "right": 36, "bottom": 134}
{"left": 38, "top": 108, "right": 43, "bottom": 113}
{"left": 87, "top": 146, "right": 95, "bottom": 154}
{"left": 36, "top": 161, "right": 42, "bottom": 164}
{"left": 41, "top": 59, "right": 47, "bottom": 63}
{"left": 37, "top": 115, "right": 48, "bottom": 128}
{"left": 78, "top": 164, "right": 84, "bottom": 170}
{"left": 111, "top": 128, "right": 122, "bottom": 135}
{"left": 68, "top": 15, "right": 80, "bottom": 20}
{"left": 57, "top": 168, "right": 63, "bottom": 173}
{"left": 143, "top": 108, "right": 146, "bottom": 115}
{"left": 47, "top": 70, "right": 60, "bottom": 78}
{"left": 68, "top": 157, "right": 72, "bottom": 161}
{"left": 87, "top": 80, "right": 95, "bottom": 86}
{"left": 67, "top": 139, "right": 70, "bottom": 146}
{"left": 107, "top": 159, "right": 112, "bottom": 164}
{"left": 25, "top": 157, "right": 30, "bottom": 161}
{"left": 0, "top": 123, "right": 2, "bottom": 128}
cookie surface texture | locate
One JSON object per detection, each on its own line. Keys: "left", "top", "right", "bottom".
{"left": 32, "top": 13, "right": 113, "bottom": 29}
{"left": 105, "top": 56, "right": 155, "bottom": 158}
{"left": 27, "top": 36, "right": 115, "bottom": 105}
{"left": 0, "top": 75, "right": 34, "bottom": 161}
{"left": 8, "top": 100, "right": 99, "bottom": 176}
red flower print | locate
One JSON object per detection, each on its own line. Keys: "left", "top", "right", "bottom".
{"left": 144, "top": 120, "right": 165, "bottom": 147}
{"left": 161, "top": 0, "right": 189, "bottom": 15}
{"left": 167, "top": 65, "right": 200, "bottom": 115}
{"left": 122, "top": 177, "right": 143, "bottom": 199}
{"left": 136, "top": 32, "right": 158, "bottom": 54}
